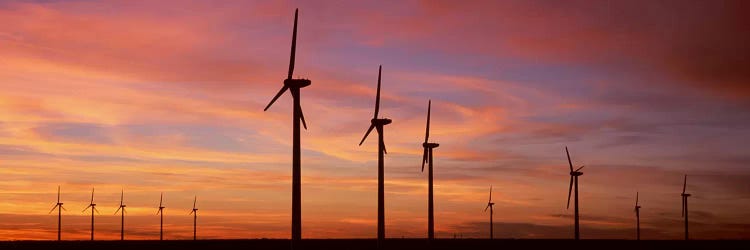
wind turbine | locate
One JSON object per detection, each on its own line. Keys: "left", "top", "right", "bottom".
{"left": 565, "top": 146, "right": 584, "bottom": 240}
{"left": 189, "top": 196, "right": 198, "bottom": 240}
{"left": 114, "top": 189, "right": 126, "bottom": 240}
{"left": 82, "top": 187, "right": 99, "bottom": 240}
{"left": 48, "top": 186, "right": 66, "bottom": 241}
{"left": 358, "top": 65, "right": 391, "bottom": 246}
{"left": 484, "top": 185, "right": 494, "bottom": 240}
{"left": 421, "top": 100, "right": 439, "bottom": 241}
{"left": 262, "top": 8, "right": 310, "bottom": 243}
{"left": 157, "top": 192, "right": 165, "bottom": 240}
{"left": 681, "top": 175, "right": 690, "bottom": 240}
{"left": 634, "top": 192, "right": 641, "bottom": 240}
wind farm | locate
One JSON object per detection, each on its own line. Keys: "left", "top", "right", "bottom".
{"left": 1, "top": 1, "right": 750, "bottom": 250}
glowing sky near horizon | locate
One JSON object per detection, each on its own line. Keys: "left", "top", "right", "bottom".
{"left": 1, "top": 0, "right": 749, "bottom": 240}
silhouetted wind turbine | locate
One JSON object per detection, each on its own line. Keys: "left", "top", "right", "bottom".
{"left": 634, "top": 192, "right": 641, "bottom": 240}
{"left": 48, "top": 186, "right": 66, "bottom": 241}
{"left": 421, "top": 100, "right": 439, "bottom": 241}
{"left": 358, "top": 65, "right": 391, "bottom": 246}
{"left": 565, "top": 146, "right": 584, "bottom": 240}
{"left": 157, "top": 192, "right": 165, "bottom": 240}
{"left": 484, "top": 185, "right": 494, "bottom": 239}
{"left": 189, "top": 196, "right": 198, "bottom": 240}
{"left": 681, "top": 175, "right": 690, "bottom": 240}
{"left": 114, "top": 189, "right": 126, "bottom": 240}
{"left": 82, "top": 187, "right": 99, "bottom": 240}
{"left": 263, "top": 8, "right": 310, "bottom": 243}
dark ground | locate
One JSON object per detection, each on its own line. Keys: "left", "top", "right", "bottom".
{"left": 0, "top": 239, "right": 748, "bottom": 250}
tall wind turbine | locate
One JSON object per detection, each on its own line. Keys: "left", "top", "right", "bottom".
{"left": 565, "top": 146, "right": 584, "bottom": 240}
{"left": 484, "top": 185, "right": 494, "bottom": 239}
{"left": 114, "top": 189, "right": 127, "bottom": 241}
{"left": 634, "top": 192, "right": 641, "bottom": 240}
{"left": 157, "top": 192, "right": 165, "bottom": 241}
{"left": 48, "top": 186, "right": 66, "bottom": 241}
{"left": 358, "top": 65, "right": 391, "bottom": 246}
{"left": 681, "top": 175, "right": 690, "bottom": 240}
{"left": 189, "top": 196, "right": 198, "bottom": 240}
{"left": 421, "top": 100, "right": 439, "bottom": 241}
{"left": 262, "top": 8, "right": 310, "bottom": 243}
{"left": 82, "top": 188, "right": 99, "bottom": 240}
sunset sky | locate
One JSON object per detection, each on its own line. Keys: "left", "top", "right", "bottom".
{"left": 1, "top": 0, "right": 749, "bottom": 241}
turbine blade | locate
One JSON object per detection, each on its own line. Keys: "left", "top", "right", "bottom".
{"left": 290, "top": 90, "right": 308, "bottom": 130}
{"left": 287, "top": 9, "right": 298, "bottom": 79}
{"left": 421, "top": 148, "right": 428, "bottom": 172}
{"left": 94, "top": 207, "right": 100, "bottom": 214}
{"left": 358, "top": 124, "right": 375, "bottom": 146}
{"left": 381, "top": 140, "right": 387, "bottom": 155}
{"left": 49, "top": 205, "right": 58, "bottom": 214}
{"left": 193, "top": 196, "right": 197, "bottom": 209}
{"left": 123, "top": 207, "right": 127, "bottom": 215}
{"left": 566, "top": 146, "right": 573, "bottom": 172}
{"left": 91, "top": 187, "right": 95, "bottom": 204}
{"left": 376, "top": 126, "right": 386, "bottom": 154}
{"left": 425, "top": 100, "right": 431, "bottom": 143}
{"left": 264, "top": 86, "right": 289, "bottom": 111}
{"left": 489, "top": 185, "right": 492, "bottom": 203}
{"left": 567, "top": 176, "right": 573, "bottom": 209}
{"left": 636, "top": 192, "right": 639, "bottom": 206}
{"left": 374, "top": 65, "right": 381, "bottom": 119}
{"left": 189, "top": 210, "right": 194, "bottom": 215}
{"left": 61, "top": 205, "right": 66, "bottom": 211}
{"left": 683, "top": 175, "right": 687, "bottom": 194}
{"left": 160, "top": 192, "right": 163, "bottom": 207}
{"left": 484, "top": 204, "right": 490, "bottom": 212}
{"left": 576, "top": 165, "right": 585, "bottom": 172}
{"left": 115, "top": 206, "right": 121, "bottom": 215}
{"left": 57, "top": 186, "right": 61, "bottom": 203}
{"left": 83, "top": 205, "right": 92, "bottom": 213}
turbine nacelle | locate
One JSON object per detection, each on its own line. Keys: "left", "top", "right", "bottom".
{"left": 371, "top": 118, "right": 392, "bottom": 126}
{"left": 422, "top": 142, "right": 440, "bottom": 148}
{"left": 681, "top": 193, "right": 691, "bottom": 197}
{"left": 570, "top": 171, "right": 583, "bottom": 177}
{"left": 284, "top": 78, "right": 311, "bottom": 88}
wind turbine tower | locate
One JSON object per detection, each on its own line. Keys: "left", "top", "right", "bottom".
{"left": 484, "top": 186, "right": 494, "bottom": 239}
{"left": 190, "top": 196, "right": 198, "bottom": 240}
{"left": 114, "top": 189, "right": 127, "bottom": 240}
{"left": 48, "top": 186, "right": 66, "bottom": 241}
{"left": 262, "top": 8, "right": 311, "bottom": 244}
{"left": 565, "top": 146, "right": 584, "bottom": 240}
{"left": 421, "top": 100, "right": 439, "bottom": 241}
{"left": 82, "top": 188, "right": 99, "bottom": 240}
{"left": 157, "top": 192, "right": 165, "bottom": 240}
{"left": 358, "top": 65, "right": 391, "bottom": 247}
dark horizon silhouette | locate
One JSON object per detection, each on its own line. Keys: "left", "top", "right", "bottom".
{"left": 262, "top": 8, "right": 310, "bottom": 247}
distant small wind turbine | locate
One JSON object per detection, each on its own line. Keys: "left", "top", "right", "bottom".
{"left": 189, "top": 196, "right": 198, "bottom": 240}
{"left": 634, "top": 192, "right": 641, "bottom": 240}
{"left": 484, "top": 185, "right": 494, "bottom": 240}
{"left": 157, "top": 192, "right": 165, "bottom": 240}
{"left": 82, "top": 187, "right": 99, "bottom": 240}
{"left": 421, "top": 100, "right": 440, "bottom": 241}
{"left": 681, "top": 175, "right": 691, "bottom": 240}
{"left": 48, "top": 186, "right": 66, "bottom": 241}
{"left": 358, "top": 65, "right": 391, "bottom": 247}
{"left": 565, "top": 146, "right": 584, "bottom": 240}
{"left": 114, "top": 189, "right": 127, "bottom": 240}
